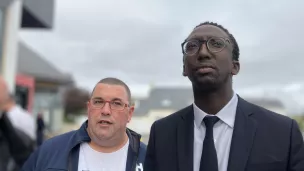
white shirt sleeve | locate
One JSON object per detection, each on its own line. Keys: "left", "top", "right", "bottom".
{"left": 7, "top": 105, "right": 36, "bottom": 140}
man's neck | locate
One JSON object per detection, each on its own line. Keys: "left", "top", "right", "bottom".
{"left": 88, "top": 131, "right": 129, "bottom": 153}
{"left": 193, "top": 82, "right": 234, "bottom": 115}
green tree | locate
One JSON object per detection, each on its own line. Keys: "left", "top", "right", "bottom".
{"left": 64, "top": 86, "right": 90, "bottom": 117}
{"left": 291, "top": 115, "right": 304, "bottom": 131}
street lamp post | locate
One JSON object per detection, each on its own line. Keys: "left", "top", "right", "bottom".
{"left": 0, "top": 0, "right": 23, "bottom": 93}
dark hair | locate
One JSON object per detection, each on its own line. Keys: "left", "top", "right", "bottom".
{"left": 91, "top": 77, "right": 131, "bottom": 102}
{"left": 194, "top": 21, "right": 240, "bottom": 61}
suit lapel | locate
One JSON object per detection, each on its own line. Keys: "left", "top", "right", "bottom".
{"left": 227, "top": 97, "right": 257, "bottom": 171}
{"left": 177, "top": 105, "right": 194, "bottom": 171}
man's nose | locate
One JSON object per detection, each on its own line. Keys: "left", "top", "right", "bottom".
{"left": 197, "top": 43, "right": 211, "bottom": 62}
{"left": 101, "top": 102, "right": 111, "bottom": 115}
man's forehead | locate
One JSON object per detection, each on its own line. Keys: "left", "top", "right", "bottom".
{"left": 188, "top": 25, "right": 228, "bottom": 39}
{"left": 93, "top": 83, "right": 128, "bottom": 98}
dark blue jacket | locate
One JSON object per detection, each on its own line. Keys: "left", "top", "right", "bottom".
{"left": 21, "top": 121, "right": 146, "bottom": 171}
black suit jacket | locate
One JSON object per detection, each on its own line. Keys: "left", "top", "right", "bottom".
{"left": 144, "top": 96, "right": 304, "bottom": 171}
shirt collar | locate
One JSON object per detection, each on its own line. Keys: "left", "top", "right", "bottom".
{"left": 193, "top": 92, "right": 238, "bottom": 128}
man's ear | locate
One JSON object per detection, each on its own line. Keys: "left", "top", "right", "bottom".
{"left": 182, "top": 55, "right": 187, "bottom": 76}
{"left": 231, "top": 60, "right": 240, "bottom": 75}
{"left": 86, "top": 101, "right": 90, "bottom": 116}
{"left": 183, "top": 64, "right": 187, "bottom": 76}
{"left": 127, "top": 106, "right": 134, "bottom": 123}
{"left": 182, "top": 56, "right": 188, "bottom": 77}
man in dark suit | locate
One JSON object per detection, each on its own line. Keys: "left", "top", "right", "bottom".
{"left": 144, "top": 21, "right": 304, "bottom": 171}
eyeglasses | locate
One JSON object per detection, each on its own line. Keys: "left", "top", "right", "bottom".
{"left": 181, "top": 37, "right": 231, "bottom": 55}
{"left": 90, "top": 99, "right": 129, "bottom": 111}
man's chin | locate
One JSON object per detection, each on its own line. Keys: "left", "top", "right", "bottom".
{"left": 96, "top": 132, "right": 112, "bottom": 139}
{"left": 192, "top": 77, "right": 219, "bottom": 91}
{"left": 194, "top": 76, "right": 216, "bottom": 84}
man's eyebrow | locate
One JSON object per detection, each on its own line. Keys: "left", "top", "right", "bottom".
{"left": 92, "top": 97, "right": 123, "bottom": 102}
{"left": 92, "top": 97, "right": 102, "bottom": 100}
{"left": 111, "top": 98, "right": 123, "bottom": 102}
{"left": 188, "top": 35, "right": 218, "bottom": 40}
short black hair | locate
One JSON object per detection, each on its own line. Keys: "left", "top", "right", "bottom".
{"left": 91, "top": 77, "right": 132, "bottom": 103}
{"left": 194, "top": 21, "right": 240, "bottom": 61}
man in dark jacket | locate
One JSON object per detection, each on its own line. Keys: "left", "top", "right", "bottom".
{"left": 36, "top": 113, "right": 45, "bottom": 146}
{"left": 22, "top": 77, "right": 146, "bottom": 171}
{"left": 0, "top": 76, "right": 35, "bottom": 171}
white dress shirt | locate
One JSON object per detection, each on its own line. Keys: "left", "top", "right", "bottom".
{"left": 193, "top": 93, "right": 238, "bottom": 171}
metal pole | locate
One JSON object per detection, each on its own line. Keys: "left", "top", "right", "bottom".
{"left": 1, "top": 0, "right": 23, "bottom": 93}
{"left": 0, "top": 9, "right": 4, "bottom": 71}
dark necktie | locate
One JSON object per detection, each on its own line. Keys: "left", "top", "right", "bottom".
{"left": 199, "top": 116, "right": 219, "bottom": 171}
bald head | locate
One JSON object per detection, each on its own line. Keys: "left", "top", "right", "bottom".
{"left": 91, "top": 77, "right": 132, "bottom": 102}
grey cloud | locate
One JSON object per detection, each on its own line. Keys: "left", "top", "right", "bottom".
{"left": 25, "top": 17, "right": 186, "bottom": 86}
{"left": 20, "top": 0, "right": 304, "bottom": 91}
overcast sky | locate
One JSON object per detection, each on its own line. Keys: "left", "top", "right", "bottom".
{"left": 19, "top": 0, "right": 304, "bottom": 98}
